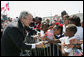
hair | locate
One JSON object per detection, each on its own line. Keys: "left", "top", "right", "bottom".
{"left": 69, "top": 15, "right": 81, "bottom": 26}
{"left": 63, "top": 15, "right": 70, "bottom": 19}
{"left": 41, "top": 22, "right": 49, "bottom": 30}
{"left": 54, "top": 25, "right": 63, "bottom": 34}
{"left": 19, "top": 11, "right": 31, "bottom": 19}
{"left": 38, "top": 17, "right": 42, "bottom": 21}
{"left": 66, "top": 24, "right": 77, "bottom": 34}
{"left": 61, "top": 10, "right": 68, "bottom": 17}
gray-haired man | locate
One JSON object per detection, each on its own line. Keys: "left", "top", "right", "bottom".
{"left": 1, "top": 11, "right": 44, "bottom": 56}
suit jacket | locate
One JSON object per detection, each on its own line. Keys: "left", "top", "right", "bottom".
{"left": 1, "top": 19, "right": 32, "bottom": 56}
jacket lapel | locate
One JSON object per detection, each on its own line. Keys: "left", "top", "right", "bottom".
{"left": 18, "top": 20, "right": 26, "bottom": 38}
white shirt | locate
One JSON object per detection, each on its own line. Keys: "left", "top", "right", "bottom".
{"left": 74, "top": 26, "right": 83, "bottom": 40}
{"left": 59, "top": 36, "right": 76, "bottom": 53}
{"left": 25, "top": 43, "right": 36, "bottom": 49}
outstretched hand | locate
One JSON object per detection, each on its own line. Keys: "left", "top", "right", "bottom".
{"left": 36, "top": 41, "right": 47, "bottom": 48}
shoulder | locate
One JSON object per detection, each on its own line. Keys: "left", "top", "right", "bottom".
{"left": 3, "top": 21, "right": 19, "bottom": 33}
{"left": 75, "top": 26, "right": 83, "bottom": 36}
{"left": 77, "top": 26, "right": 83, "bottom": 31}
{"left": 7, "top": 21, "right": 18, "bottom": 28}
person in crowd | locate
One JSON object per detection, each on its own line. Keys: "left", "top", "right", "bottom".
{"left": 53, "top": 22, "right": 64, "bottom": 56}
{"left": 61, "top": 10, "right": 68, "bottom": 19}
{"left": 62, "top": 15, "right": 70, "bottom": 33}
{"left": 37, "top": 22, "right": 49, "bottom": 41}
{"left": 43, "top": 22, "right": 64, "bottom": 56}
{"left": 1, "top": 11, "right": 45, "bottom": 56}
{"left": 45, "top": 18, "right": 51, "bottom": 27}
{"left": 69, "top": 15, "right": 83, "bottom": 40}
{"left": 35, "top": 17, "right": 42, "bottom": 31}
{"left": 53, "top": 22, "right": 64, "bottom": 39}
{"left": 61, "top": 10, "right": 68, "bottom": 24}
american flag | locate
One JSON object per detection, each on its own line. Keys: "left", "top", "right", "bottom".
{"left": 1, "top": 7, "right": 4, "bottom": 12}
{"left": 73, "top": 49, "right": 83, "bottom": 56}
{"left": 1, "top": 2, "right": 9, "bottom": 13}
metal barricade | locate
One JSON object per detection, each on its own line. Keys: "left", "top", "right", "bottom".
{"left": 23, "top": 36, "right": 61, "bottom": 56}
{"left": 30, "top": 43, "right": 61, "bottom": 56}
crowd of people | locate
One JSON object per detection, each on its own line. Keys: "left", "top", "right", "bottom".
{"left": 1, "top": 11, "right": 83, "bottom": 56}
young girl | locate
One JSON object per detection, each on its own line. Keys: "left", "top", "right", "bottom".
{"left": 45, "top": 22, "right": 64, "bottom": 40}
{"left": 53, "top": 22, "right": 64, "bottom": 39}
{"left": 45, "top": 22, "right": 64, "bottom": 56}
{"left": 53, "top": 22, "right": 64, "bottom": 56}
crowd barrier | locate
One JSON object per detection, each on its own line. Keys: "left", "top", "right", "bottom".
{"left": 20, "top": 36, "right": 61, "bottom": 56}
{"left": 20, "top": 36, "right": 83, "bottom": 56}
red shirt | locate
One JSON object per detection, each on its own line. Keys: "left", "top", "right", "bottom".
{"left": 36, "top": 23, "right": 41, "bottom": 31}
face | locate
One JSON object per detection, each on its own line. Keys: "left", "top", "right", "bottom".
{"left": 42, "top": 25, "right": 48, "bottom": 32}
{"left": 63, "top": 18, "right": 68, "bottom": 25}
{"left": 37, "top": 19, "right": 41, "bottom": 24}
{"left": 53, "top": 28, "right": 61, "bottom": 35}
{"left": 22, "top": 14, "right": 33, "bottom": 27}
{"left": 63, "top": 16, "right": 69, "bottom": 26}
{"left": 64, "top": 28, "right": 73, "bottom": 37}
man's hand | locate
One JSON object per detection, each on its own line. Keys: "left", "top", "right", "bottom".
{"left": 36, "top": 41, "right": 45, "bottom": 48}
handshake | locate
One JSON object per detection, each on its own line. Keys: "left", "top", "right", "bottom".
{"left": 35, "top": 39, "right": 58, "bottom": 48}
{"left": 35, "top": 41, "right": 48, "bottom": 48}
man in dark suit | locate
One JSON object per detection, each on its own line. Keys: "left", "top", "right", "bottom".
{"left": 1, "top": 11, "right": 44, "bottom": 56}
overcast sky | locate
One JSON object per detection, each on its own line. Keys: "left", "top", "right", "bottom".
{"left": 1, "top": 1, "right": 83, "bottom": 18}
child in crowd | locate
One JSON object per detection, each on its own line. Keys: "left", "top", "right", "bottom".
{"left": 53, "top": 22, "right": 64, "bottom": 39}
{"left": 43, "top": 22, "right": 64, "bottom": 56}
{"left": 48, "top": 24, "right": 77, "bottom": 56}
{"left": 53, "top": 22, "right": 64, "bottom": 56}
{"left": 37, "top": 22, "right": 49, "bottom": 41}
{"left": 61, "top": 24, "right": 77, "bottom": 56}
{"left": 45, "top": 22, "right": 64, "bottom": 40}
